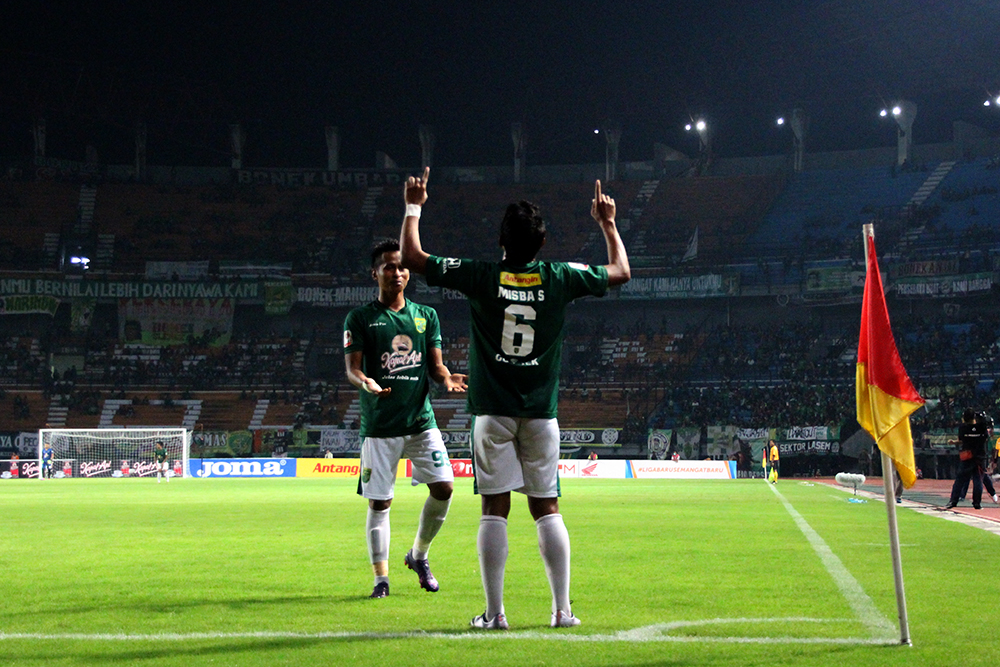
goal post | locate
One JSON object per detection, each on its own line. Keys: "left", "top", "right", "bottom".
{"left": 37, "top": 428, "right": 191, "bottom": 479}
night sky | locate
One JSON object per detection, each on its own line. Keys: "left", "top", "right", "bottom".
{"left": 2, "top": 0, "right": 999, "bottom": 168}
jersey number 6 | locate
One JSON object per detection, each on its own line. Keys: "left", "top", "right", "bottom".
{"left": 501, "top": 304, "right": 536, "bottom": 357}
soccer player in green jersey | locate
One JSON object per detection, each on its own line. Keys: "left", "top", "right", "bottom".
{"left": 344, "top": 238, "right": 467, "bottom": 599}
{"left": 400, "top": 168, "right": 630, "bottom": 629}
{"left": 154, "top": 441, "right": 169, "bottom": 483}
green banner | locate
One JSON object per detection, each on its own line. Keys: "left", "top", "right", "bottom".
{"left": 264, "top": 281, "right": 295, "bottom": 315}
{"left": 0, "top": 294, "right": 59, "bottom": 316}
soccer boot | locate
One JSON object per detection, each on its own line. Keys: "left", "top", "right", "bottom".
{"left": 369, "top": 581, "right": 389, "bottom": 599}
{"left": 404, "top": 549, "right": 439, "bottom": 592}
{"left": 551, "top": 610, "right": 582, "bottom": 628}
{"left": 471, "top": 612, "right": 509, "bottom": 630}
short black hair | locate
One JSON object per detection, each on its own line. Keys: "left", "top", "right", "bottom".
{"left": 499, "top": 200, "right": 546, "bottom": 264}
{"left": 370, "top": 238, "right": 400, "bottom": 268}
{"left": 963, "top": 408, "right": 976, "bottom": 422}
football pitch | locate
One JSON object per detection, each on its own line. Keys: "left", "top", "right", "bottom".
{"left": 2, "top": 476, "right": 995, "bottom": 666}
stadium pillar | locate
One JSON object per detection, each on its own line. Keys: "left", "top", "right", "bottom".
{"left": 135, "top": 121, "right": 147, "bottom": 182}
{"left": 893, "top": 101, "right": 917, "bottom": 166}
{"left": 325, "top": 126, "right": 340, "bottom": 171}
{"left": 230, "top": 123, "right": 245, "bottom": 169}
{"left": 511, "top": 122, "right": 526, "bottom": 183}
{"left": 33, "top": 117, "right": 46, "bottom": 159}
{"left": 604, "top": 123, "right": 621, "bottom": 181}
{"left": 419, "top": 124, "right": 435, "bottom": 168}
{"left": 791, "top": 108, "right": 808, "bottom": 173}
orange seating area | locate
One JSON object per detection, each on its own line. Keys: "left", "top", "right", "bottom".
{"left": 110, "top": 402, "right": 188, "bottom": 428}
{"left": 557, "top": 395, "right": 628, "bottom": 428}
{"left": 193, "top": 393, "right": 256, "bottom": 431}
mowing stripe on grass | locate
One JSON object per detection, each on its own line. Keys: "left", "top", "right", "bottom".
{"left": 769, "top": 483, "right": 897, "bottom": 640}
{"left": 0, "top": 617, "right": 897, "bottom": 644}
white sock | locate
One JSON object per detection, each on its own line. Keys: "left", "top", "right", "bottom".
{"left": 412, "top": 496, "right": 451, "bottom": 560}
{"left": 536, "top": 513, "right": 571, "bottom": 615}
{"left": 478, "top": 516, "right": 508, "bottom": 618}
{"left": 374, "top": 574, "right": 389, "bottom": 587}
{"left": 366, "top": 507, "right": 391, "bottom": 565}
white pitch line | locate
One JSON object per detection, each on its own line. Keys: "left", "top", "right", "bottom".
{"left": 0, "top": 617, "right": 896, "bottom": 644}
{"left": 769, "top": 483, "right": 897, "bottom": 640}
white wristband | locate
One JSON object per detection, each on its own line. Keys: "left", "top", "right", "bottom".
{"left": 405, "top": 204, "right": 422, "bottom": 219}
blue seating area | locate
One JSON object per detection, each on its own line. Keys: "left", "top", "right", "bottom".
{"left": 748, "top": 165, "right": 931, "bottom": 257}
{"left": 906, "top": 158, "right": 1000, "bottom": 253}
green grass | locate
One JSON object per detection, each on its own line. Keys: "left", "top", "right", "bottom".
{"left": 1, "top": 477, "right": 997, "bottom": 666}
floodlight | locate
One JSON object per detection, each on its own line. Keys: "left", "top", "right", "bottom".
{"left": 986, "top": 100, "right": 992, "bottom": 107}
{"left": 879, "top": 109, "right": 888, "bottom": 117}
{"left": 776, "top": 117, "right": 785, "bottom": 126}
{"left": 892, "top": 106, "right": 902, "bottom": 116}
{"left": 695, "top": 120, "right": 706, "bottom": 132}
{"left": 996, "top": 95, "right": 1000, "bottom": 105}
{"left": 684, "top": 123, "right": 692, "bottom": 131}
{"left": 593, "top": 129, "right": 600, "bottom": 134}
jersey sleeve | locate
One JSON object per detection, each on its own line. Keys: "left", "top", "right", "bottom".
{"left": 343, "top": 309, "right": 366, "bottom": 354}
{"left": 425, "top": 255, "right": 483, "bottom": 296}
{"left": 427, "top": 308, "right": 442, "bottom": 349}
{"left": 556, "top": 262, "right": 609, "bottom": 300}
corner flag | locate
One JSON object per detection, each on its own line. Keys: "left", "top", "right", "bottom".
{"left": 856, "top": 229, "right": 924, "bottom": 488}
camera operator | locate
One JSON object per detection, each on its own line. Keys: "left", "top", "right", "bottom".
{"left": 944, "top": 408, "right": 989, "bottom": 510}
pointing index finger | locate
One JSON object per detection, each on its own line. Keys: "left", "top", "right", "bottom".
{"left": 422, "top": 166, "right": 430, "bottom": 184}
{"left": 595, "top": 179, "right": 602, "bottom": 200}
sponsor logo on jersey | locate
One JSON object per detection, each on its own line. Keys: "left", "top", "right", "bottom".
{"left": 362, "top": 467, "right": 372, "bottom": 483}
{"left": 382, "top": 334, "right": 422, "bottom": 374}
{"left": 500, "top": 271, "right": 542, "bottom": 287}
{"left": 414, "top": 316, "right": 427, "bottom": 333}
{"left": 441, "top": 258, "right": 462, "bottom": 273}
{"left": 343, "top": 329, "right": 353, "bottom": 348}
{"left": 568, "top": 262, "right": 590, "bottom": 271}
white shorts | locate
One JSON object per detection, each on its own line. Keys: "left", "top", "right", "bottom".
{"left": 359, "top": 428, "right": 454, "bottom": 501}
{"left": 157, "top": 461, "right": 169, "bottom": 472}
{"left": 472, "top": 415, "right": 560, "bottom": 497}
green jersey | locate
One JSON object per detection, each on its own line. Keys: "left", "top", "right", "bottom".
{"left": 343, "top": 299, "right": 441, "bottom": 438}
{"left": 154, "top": 446, "right": 168, "bottom": 463}
{"left": 426, "top": 255, "right": 608, "bottom": 418}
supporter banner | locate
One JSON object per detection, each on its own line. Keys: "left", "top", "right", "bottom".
{"left": 559, "top": 428, "right": 622, "bottom": 447}
{"left": 895, "top": 272, "right": 992, "bottom": 298}
{"left": 236, "top": 168, "right": 407, "bottom": 189}
{"left": 647, "top": 429, "right": 672, "bottom": 460}
{"left": 118, "top": 297, "right": 234, "bottom": 346}
{"left": 17, "top": 432, "right": 38, "bottom": 457}
{"left": 320, "top": 429, "right": 363, "bottom": 454}
{"left": 69, "top": 298, "right": 96, "bottom": 332}
{"left": 804, "top": 267, "right": 863, "bottom": 294}
{"left": 0, "top": 432, "right": 21, "bottom": 457}
{"left": 776, "top": 440, "right": 839, "bottom": 456}
{"left": 892, "top": 259, "right": 959, "bottom": 278}
{"left": 0, "top": 295, "right": 59, "bottom": 316}
{"left": 264, "top": 281, "right": 295, "bottom": 315}
{"left": 190, "top": 458, "right": 296, "bottom": 478}
{"left": 776, "top": 425, "right": 839, "bottom": 441}
{"left": 619, "top": 274, "right": 739, "bottom": 299}
{"left": 296, "top": 285, "right": 378, "bottom": 307}
{"left": 192, "top": 430, "right": 253, "bottom": 457}
{"left": 706, "top": 425, "right": 739, "bottom": 457}
{"left": 441, "top": 430, "right": 470, "bottom": 447}
{"left": 920, "top": 432, "right": 953, "bottom": 449}
{"left": 219, "top": 261, "right": 293, "bottom": 278}
{"left": 675, "top": 427, "right": 701, "bottom": 459}
{"left": 0, "top": 278, "right": 260, "bottom": 301}
{"left": 627, "top": 460, "right": 737, "bottom": 480}
{"left": 297, "top": 458, "right": 361, "bottom": 478}
{"left": 145, "top": 261, "right": 210, "bottom": 281}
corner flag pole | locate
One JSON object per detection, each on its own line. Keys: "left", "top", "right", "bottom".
{"left": 862, "top": 223, "right": 911, "bottom": 646}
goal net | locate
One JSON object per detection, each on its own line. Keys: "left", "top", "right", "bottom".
{"left": 37, "top": 428, "right": 191, "bottom": 479}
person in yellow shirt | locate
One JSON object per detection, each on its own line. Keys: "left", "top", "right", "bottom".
{"left": 768, "top": 440, "right": 780, "bottom": 484}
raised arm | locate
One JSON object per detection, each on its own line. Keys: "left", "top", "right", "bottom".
{"left": 400, "top": 166, "right": 430, "bottom": 275}
{"left": 591, "top": 180, "right": 631, "bottom": 286}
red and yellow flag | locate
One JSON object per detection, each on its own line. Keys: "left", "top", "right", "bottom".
{"left": 856, "top": 231, "right": 924, "bottom": 488}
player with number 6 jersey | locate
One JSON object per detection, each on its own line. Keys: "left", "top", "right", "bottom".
{"left": 400, "top": 167, "right": 630, "bottom": 630}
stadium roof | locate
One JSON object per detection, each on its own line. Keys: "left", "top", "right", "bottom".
{"left": 2, "top": 0, "right": 998, "bottom": 167}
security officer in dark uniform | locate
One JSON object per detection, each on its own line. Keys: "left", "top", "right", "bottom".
{"left": 945, "top": 408, "right": 989, "bottom": 510}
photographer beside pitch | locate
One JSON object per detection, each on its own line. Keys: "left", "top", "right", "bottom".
{"left": 400, "top": 167, "right": 630, "bottom": 629}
